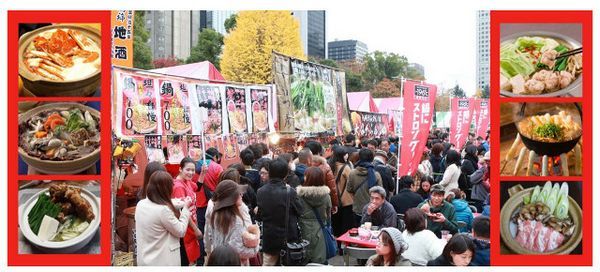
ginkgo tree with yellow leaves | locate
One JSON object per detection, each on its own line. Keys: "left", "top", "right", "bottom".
{"left": 221, "top": 10, "right": 306, "bottom": 84}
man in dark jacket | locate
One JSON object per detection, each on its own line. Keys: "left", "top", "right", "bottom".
{"left": 360, "top": 186, "right": 397, "bottom": 228}
{"left": 471, "top": 215, "right": 490, "bottom": 266}
{"left": 294, "top": 148, "right": 312, "bottom": 184}
{"left": 257, "top": 159, "right": 304, "bottom": 266}
{"left": 373, "top": 150, "right": 395, "bottom": 198}
{"left": 418, "top": 184, "right": 459, "bottom": 238}
{"left": 390, "top": 175, "right": 423, "bottom": 215}
{"left": 240, "top": 148, "right": 261, "bottom": 192}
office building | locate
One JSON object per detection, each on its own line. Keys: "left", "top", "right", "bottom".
{"left": 328, "top": 40, "right": 368, "bottom": 61}
{"left": 476, "top": 10, "right": 490, "bottom": 92}
{"left": 292, "top": 10, "right": 327, "bottom": 59}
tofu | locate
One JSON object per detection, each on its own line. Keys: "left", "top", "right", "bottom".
{"left": 37, "top": 215, "right": 59, "bottom": 241}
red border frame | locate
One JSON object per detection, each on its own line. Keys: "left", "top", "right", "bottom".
{"left": 8, "top": 11, "right": 112, "bottom": 266}
{"left": 490, "top": 11, "right": 592, "bottom": 266}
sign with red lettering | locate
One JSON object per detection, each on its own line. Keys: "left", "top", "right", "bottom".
{"left": 450, "top": 98, "right": 475, "bottom": 149}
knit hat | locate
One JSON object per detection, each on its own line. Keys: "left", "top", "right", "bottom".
{"left": 380, "top": 227, "right": 408, "bottom": 254}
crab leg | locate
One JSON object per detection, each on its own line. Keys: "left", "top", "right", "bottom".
{"left": 68, "top": 29, "right": 93, "bottom": 51}
{"left": 24, "top": 57, "right": 43, "bottom": 73}
{"left": 39, "top": 64, "right": 64, "bottom": 80}
{"left": 35, "top": 67, "right": 61, "bottom": 81}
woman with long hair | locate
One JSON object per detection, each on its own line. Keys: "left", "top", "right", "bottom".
{"left": 206, "top": 245, "right": 242, "bottom": 266}
{"left": 328, "top": 145, "right": 353, "bottom": 238}
{"left": 417, "top": 176, "right": 433, "bottom": 199}
{"left": 366, "top": 227, "right": 411, "bottom": 266}
{"left": 296, "top": 166, "right": 332, "bottom": 264}
{"left": 136, "top": 171, "right": 191, "bottom": 266}
{"left": 427, "top": 234, "right": 475, "bottom": 266}
{"left": 172, "top": 157, "right": 203, "bottom": 265}
{"left": 204, "top": 180, "right": 259, "bottom": 266}
{"left": 222, "top": 166, "right": 258, "bottom": 222}
{"left": 138, "top": 161, "right": 167, "bottom": 201}
{"left": 439, "top": 150, "right": 462, "bottom": 193}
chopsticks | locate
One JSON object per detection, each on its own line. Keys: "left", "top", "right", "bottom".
{"left": 557, "top": 47, "right": 582, "bottom": 58}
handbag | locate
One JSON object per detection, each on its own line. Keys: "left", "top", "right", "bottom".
{"left": 280, "top": 187, "right": 310, "bottom": 266}
{"left": 311, "top": 207, "right": 338, "bottom": 259}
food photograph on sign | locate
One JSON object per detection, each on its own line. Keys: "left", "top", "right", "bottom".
{"left": 18, "top": 101, "right": 101, "bottom": 175}
{"left": 18, "top": 180, "right": 100, "bottom": 254}
{"left": 499, "top": 102, "right": 582, "bottom": 177}
{"left": 500, "top": 181, "right": 582, "bottom": 255}
{"left": 500, "top": 23, "right": 582, "bottom": 97}
{"left": 18, "top": 23, "right": 101, "bottom": 97}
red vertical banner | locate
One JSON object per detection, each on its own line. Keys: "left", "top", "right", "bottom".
{"left": 476, "top": 99, "right": 490, "bottom": 139}
{"left": 449, "top": 97, "right": 475, "bottom": 149}
{"left": 399, "top": 81, "right": 437, "bottom": 176}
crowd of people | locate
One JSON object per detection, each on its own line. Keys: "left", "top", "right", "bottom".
{"left": 133, "top": 129, "right": 491, "bottom": 266}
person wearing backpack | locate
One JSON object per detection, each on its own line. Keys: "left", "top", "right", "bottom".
{"left": 346, "top": 148, "right": 382, "bottom": 227}
{"left": 429, "top": 143, "right": 446, "bottom": 183}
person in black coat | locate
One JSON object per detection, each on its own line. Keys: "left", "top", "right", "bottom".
{"left": 390, "top": 176, "right": 423, "bottom": 215}
{"left": 373, "top": 150, "right": 395, "bottom": 198}
{"left": 427, "top": 234, "right": 475, "bottom": 266}
{"left": 256, "top": 159, "right": 304, "bottom": 266}
{"left": 460, "top": 144, "right": 479, "bottom": 176}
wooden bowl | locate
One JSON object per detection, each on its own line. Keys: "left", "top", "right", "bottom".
{"left": 18, "top": 24, "right": 101, "bottom": 97}
{"left": 500, "top": 184, "right": 582, "bottom": 254}
{"left": 18, "top": 103, "right": 100, "bottom": 174}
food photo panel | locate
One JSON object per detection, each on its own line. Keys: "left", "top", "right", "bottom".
{"left": 18, "top": 180, "right": 101, "bottom": 254}
{"left": 18, "top": 23, "right": 102, "bottom": 97}
{"left": 500, "top": 181, "right": 582, "bottom": 255}
{"left": 499, "top": 102, "right": 582, "bottom": 177}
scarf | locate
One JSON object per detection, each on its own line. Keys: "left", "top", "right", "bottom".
{"left": 355, "top": 160, "right": 376, "bottom": 189}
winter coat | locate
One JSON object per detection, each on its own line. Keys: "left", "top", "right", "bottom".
{"left": 294, "top": 164, "right": 308, "bottom": 184}
{"left": 429, "top": 154, "right": 445, "bottom": 177}
{"left": 334, "top": 162, "right": 353, "bottom": 207}
{"left": 313, "top": 156, "right": 340, "bottom": 208}
{"left": 360, "top": 201, "right": 397, "bottom": 228}
{"left": 296, "top": 185, "right": 332, "bottom": 264}
{"left": 346, "top": 166, "right": 382, "bottom": 215}
{"left": 373, "top": 159, "right": 395, "bottom": 198}
{"left": 471, "top": 238, "right": 490, "bottom": 266}
{"left": 204, "top": 201, "right": 258, "bottom": 265}
{"left": 285, "top": 172, "right": 302, "bottom": 188}
{"left": 135, "top": 199, "right": 190, "bottom": 266}
{"left": 469, "top": 166, "right": 490, "bottom": 202}
{"left": 390, "top": 189, "right": 423, "bottom": 215}
{"left": 417, "top": 200, "right": 458, "bottom": 238}
{"left": 439, "top": 164, "right": 461, "bottom": 193}
{"left": 461, "top": 153, "right": 479, "bottom": 175}
{"left": 256, "top": 178, "right": 304, "bottom": 254}
{"left": 451, "top": 199, "right": 474, "bottom": 233}
{"left": 245, "top": 168, "right": 261, "bottom": 192}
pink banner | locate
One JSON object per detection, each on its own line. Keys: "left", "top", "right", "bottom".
{"left": 476, "top": 99, "right": 490, "bottom": 139}
{"left": 450, "top": 98, "right": 475, "bottom": 149}
{"left": 399, "top": 81, "right": 437, "bottom": 175}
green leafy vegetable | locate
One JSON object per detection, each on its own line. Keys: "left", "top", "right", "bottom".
{"left": 50, "top": 216, "right": 90, "bottom": 242}
{"left": 65, "top": 109, "right": 88, "bottom": 132}
{"left": 534, "top": 123, "right": 563, "bottom": 140}
{"left": 515, "top": 36, "right": 547, "bottom": 52}
{"left": 27, "top": 193, "right": 61, "bottom": 235}
{"left": 500, "top": 43, "right": 536, "bottom": 77}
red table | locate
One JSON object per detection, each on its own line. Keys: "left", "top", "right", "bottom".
{"left": 336, "top": 230, "right": 377, "bottom": 248}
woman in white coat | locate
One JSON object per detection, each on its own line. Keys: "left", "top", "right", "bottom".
{"left": 136, "top": 171, "right": 192, "bottom": 266}
{"left": 439, "top": 150, "right": 462, "bottom": 194}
